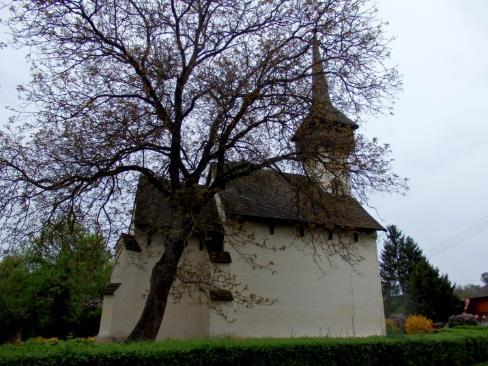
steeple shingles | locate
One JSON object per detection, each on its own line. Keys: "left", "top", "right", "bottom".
{"left": 311, "top": 36, "right": 332, "bottom": 113}
{"left": 293, "top": 37, "right": 358, "bottom": 145}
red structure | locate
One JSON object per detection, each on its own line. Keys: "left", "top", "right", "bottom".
{"left": 465, "top": 286, "right": 488, "bottom": 316}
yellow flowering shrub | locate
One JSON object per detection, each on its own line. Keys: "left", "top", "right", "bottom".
{"left": 404, "top": 315, "right": 434, "bottom": 335}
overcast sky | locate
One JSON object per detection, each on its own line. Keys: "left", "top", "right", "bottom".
{"left": 0, "top": 1, "right": 486, "bottom": 286}
{"left": 367, "top": 0, "right": 488, "bottom": 286}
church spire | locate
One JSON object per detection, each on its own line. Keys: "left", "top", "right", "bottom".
{"left": 292, "top": 36, "right": 358, "bottom": 145}
{"left": 311, "top": 36, "right": 331, "bottom": 113}
{"left": 292, "top": 36, "right": 358, "bottom": 195}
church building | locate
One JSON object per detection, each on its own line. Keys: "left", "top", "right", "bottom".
{"left": 97, "top": 41, "right": 386, "bottom": 340}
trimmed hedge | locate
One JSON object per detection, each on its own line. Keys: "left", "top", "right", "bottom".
{"left": 1, "top": 327, "right": 488, "bottom": 366}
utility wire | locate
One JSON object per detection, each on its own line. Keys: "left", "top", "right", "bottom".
{"left": 430, "top": 226, "right": 488, "bottom": 257}
{"left": 428, "top": 215, "right": 488, "bottom": 258}
{"left": 428, "top": 215, "right": 488, "bottom": 252}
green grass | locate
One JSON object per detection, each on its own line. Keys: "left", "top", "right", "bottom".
{"left": 0, "top": 326, "right": 487, "bottom": 366}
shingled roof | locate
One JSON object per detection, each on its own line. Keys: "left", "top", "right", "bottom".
{"left": 471, "top": 286, "right": 488, "bottom": 299}
{"left": 292, "top": 39, "right": 357, "bottom": 158}
{"left": 133, "top": 170, "right": 383, "bottom": 233}
{"left": 292, "top": 38, "right": 357, "bottom": 144}
{"left": 218, "top": 169, "right": 383, "bottom": 231}
{"left": 133, "top": 177, "right": 222, "bottom": 233}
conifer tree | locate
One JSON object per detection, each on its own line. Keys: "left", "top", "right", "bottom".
{"left": 406, "top": 261, "right": 461, "bottom": 322}
{"left": 380, "top": 225, "right": 403, "bottom": 298}
{"left": 380, "top": 225, "right": 424, "bottom": 305}
{"left": 396, "top": 235, "right": 424, "bottom": 294}
{"left": 380, "top": 225, "right": 461, "bottom": 320}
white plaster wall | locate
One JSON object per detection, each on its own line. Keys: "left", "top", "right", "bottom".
{"left": 350, "top": 236, "right": 386, "bottom": 336}
{"left": 156, "top": 237, "right": 210, "bottom": 339}
{"left": 209, "top": 222, "right": 385, "bottom": 338}
{"left": 99, "top": 221, "right": 385, "bottom": 340}
{"left": 98, "top": 231, "right": 209, "bottom": 340}
{"left": 304, "top": 150, "right": 351, "bottom": 194}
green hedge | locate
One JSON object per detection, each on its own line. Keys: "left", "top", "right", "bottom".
{"left": 1, "top": 327, "right": 488, "bottom": 366}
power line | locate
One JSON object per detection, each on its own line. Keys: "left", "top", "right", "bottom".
{"left": 428, "top": 215, "right": 488, "bottom": 258}
{"left": 428, "top": 215, "right": 488, "bottom": 252}
{"left": 431, "top": 225, "right": 488, "bottom": 257}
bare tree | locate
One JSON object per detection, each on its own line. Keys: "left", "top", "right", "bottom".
{"left": 0, "top": 0, "right": 403, "bottom": 340}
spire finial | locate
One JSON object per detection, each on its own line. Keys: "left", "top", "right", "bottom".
{"left": 311, "top": 35, "right": 331, "bottom": 111}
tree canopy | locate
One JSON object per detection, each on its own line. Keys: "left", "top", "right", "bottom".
{"left": 0, "top": 219, "right": 111, "bottom": 343}
{"left": 1, "top": 0, "right": 404, "bottom": 340}
{"left": 0, "top": 255, "right": 34, "bottom": 342}
{"left": 1, "top": 0, "right": 403, "bottom": 244}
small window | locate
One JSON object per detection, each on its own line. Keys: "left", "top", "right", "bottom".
{"left": 299, "top": 225, "right": 305, "bottom": 237}
{"left": 209, "top": 251, "right": 232, "bottom": 264}
{"left": 353, "top": 232, "right": 359, "bottom": 242}
{"left": 269, "top": 224, "right": 275, "bottom": 235}
{"left": 328, "top": 230, "right": 333, "bottom": 240}
{"left": 210, "top": 289, "right": 233, "bottom": 302}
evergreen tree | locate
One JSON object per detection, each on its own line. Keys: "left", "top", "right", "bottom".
{"left": 380, "top": 225, "right": 425, "bottom": 315}
{"left": 396, "top": 235, "right": 424, "bottom": 294}
{"left": 380, "top": 225, "right": 403, "bottom": 299}
{"left": 407, "top": 261, "right": 462, "bottom": 322}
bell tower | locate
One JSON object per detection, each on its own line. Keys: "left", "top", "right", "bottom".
{"left": 292, "top": 37, "right": 358, "bottom": 195}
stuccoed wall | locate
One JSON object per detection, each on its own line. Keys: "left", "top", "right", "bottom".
{"left": 303, "top": 147, "right": 352, "bottom": 194}
{"left": 98, "top": 221, "right": 385, "bottom": 340}
{"left": 97, "top": 231, "right": 209, "bottom": 341}
{"left": 209, "top": 221, "right": 385, "bottom": 338}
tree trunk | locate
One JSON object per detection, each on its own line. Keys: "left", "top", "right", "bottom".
{"left": 127, "top": 217, "right": 192, "bottom": 341}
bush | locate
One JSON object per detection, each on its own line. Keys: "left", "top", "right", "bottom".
{"left": 385, "top": 319, "right": 402, "bottom": 335}
{"left": 404, "top": 314, "right": 434, "bottom": 335}
{"left": 1, "top": 328, "right": 488, "bottom": 366}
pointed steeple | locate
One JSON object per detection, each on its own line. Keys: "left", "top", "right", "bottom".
{"left": 311, "top": 36, "right": 332, "bottom": 113}
{"left": 292, "top": 37, "right": 358, "bottom": 145}
{"left": 293, "top": 36, "right": 358, "bottom": 195}
{"left": 309, "top": 37, "right": 357, "bottom": 129}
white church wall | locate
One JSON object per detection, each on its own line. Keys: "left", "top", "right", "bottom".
{"left": 97, "top": 231, "right": 209, "bottom": 341}
{"left": 208, "top": 221, "right": 385, "bottom": 338}
{"left": 304, "top": 148, "right": 351, "bottom": 194}
{"left": 156, "top": 237, "right": 210, "bottom": 339}
{"left": 98, "top": 230, "right": 163, "bottom": 340}
{"left": 99, "top": 221, "right": 385, "bottom": 340}
{"left": 349, "top": 232, "right": 386, "bottom": 336}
